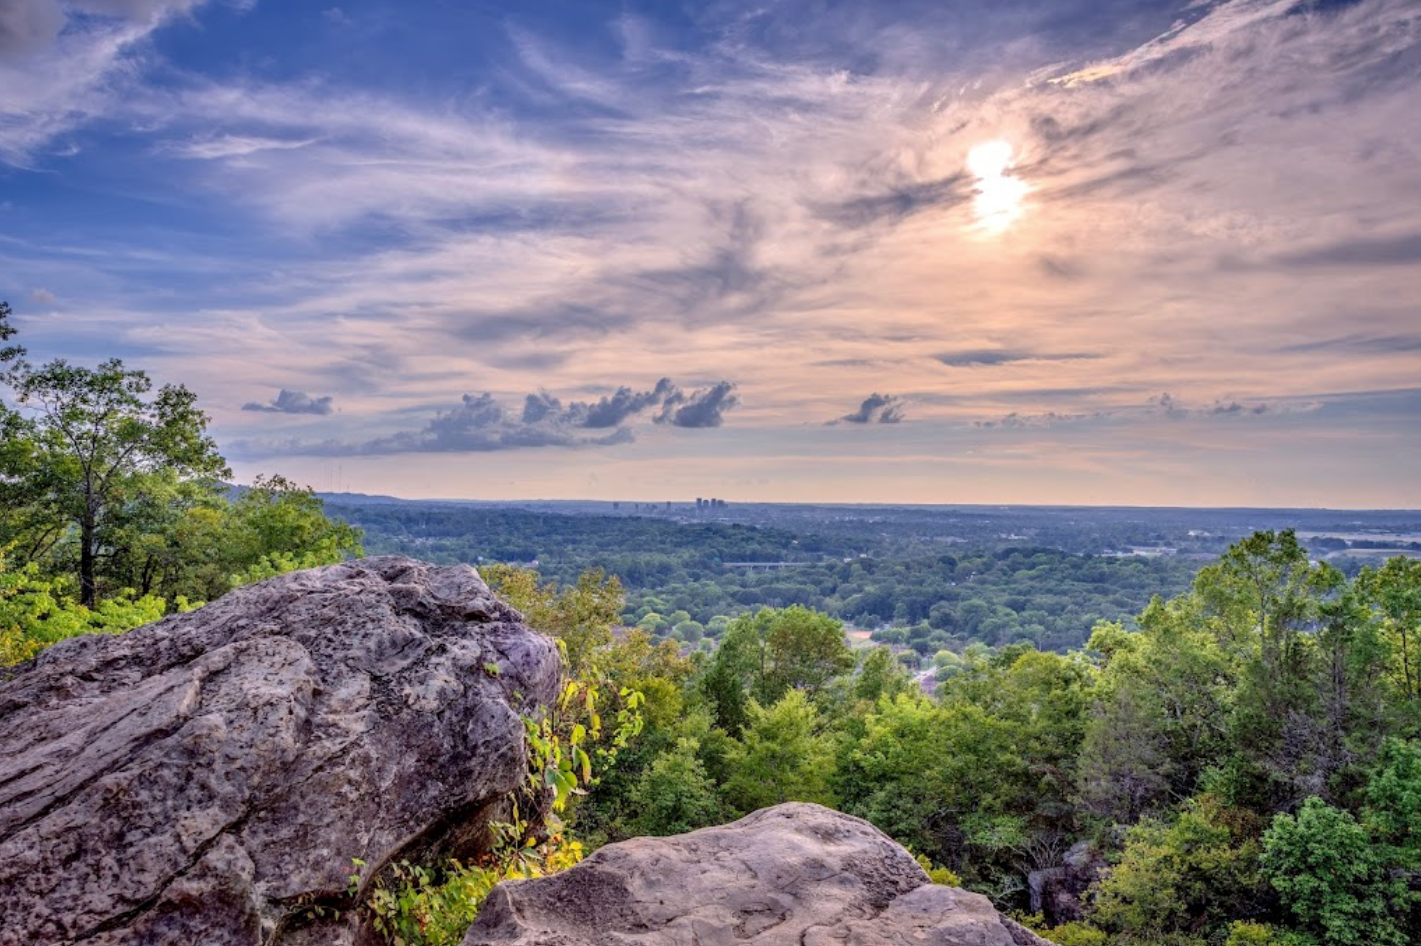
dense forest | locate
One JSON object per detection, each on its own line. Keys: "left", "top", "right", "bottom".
{"left": 3, "top": 308, "right": 1419, "bottom": 946}
{"left": 483, "top": 533, "right": 1421, "bottom": 946}
{"left": 337, "top": 501, "right": 1204, "bottom": 654}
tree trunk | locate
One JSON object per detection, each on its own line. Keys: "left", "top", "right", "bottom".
{"left": 80, "top": 504, "right": 97, "bottom": 608}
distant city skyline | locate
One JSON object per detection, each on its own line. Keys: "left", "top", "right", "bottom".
{"left": 2, "top": 0, "right": 1418, "bottom": 506}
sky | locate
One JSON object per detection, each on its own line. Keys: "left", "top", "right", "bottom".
{"left": 1, "top": 0, "right": 1418, "bottom": 506}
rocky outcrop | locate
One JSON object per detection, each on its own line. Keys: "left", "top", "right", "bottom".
{"left": 462, "top": 802, "right": 1051, "bottom": 946}
{"left": 0, "top": 556, "right": 560, "bottom": 946}
{"left": 1028, "top": 840, "right": 1103, "bottom": 926}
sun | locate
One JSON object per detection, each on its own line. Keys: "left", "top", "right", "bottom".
{"left": 966, "top": 140, "right": 1027, "bottom": 233}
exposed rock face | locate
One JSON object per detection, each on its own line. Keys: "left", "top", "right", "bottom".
{"left": 0, "top": 556, "right": 560, "bottom": 946}
{"left": 1028, "top": 840, "right": 1103, "bottom": 926}
{"left": 462, "top": 803, "right": 1051, "bottom": 946}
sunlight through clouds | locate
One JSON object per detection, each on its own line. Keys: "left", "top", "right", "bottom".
{"left": 966, "top": 140, "right": 1027, "bottom": 234}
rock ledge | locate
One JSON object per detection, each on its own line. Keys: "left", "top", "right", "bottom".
{"left": 462, "top": 802, "right": 1050, "bottom": 946}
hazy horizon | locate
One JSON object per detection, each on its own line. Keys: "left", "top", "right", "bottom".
{"left": 310, "top": 488, "right": 1421, "bottom": 515}
{"left": 3, "top": 0, "right": 1419, "bottom": 506}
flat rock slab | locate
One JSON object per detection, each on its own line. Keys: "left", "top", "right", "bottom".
{"left": 0, "top": 556, "right": 560, "bottom": 946}
{"left": 462, "top": 803, "right": 1050, "bottom": 946}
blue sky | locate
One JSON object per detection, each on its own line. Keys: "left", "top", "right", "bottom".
{"left": 1, "top": 0, "right": 1418, "bottom": 505}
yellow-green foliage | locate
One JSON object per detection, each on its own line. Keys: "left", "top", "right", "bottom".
{"left": 360, "top": 835, "right": 584, "bottom": 946}
{"left": 1222, "top": 921, "right": 1316, "bottom": 946}
{"left": 913, "top": 853, "right": 962, "bottom": 887}
{"left": 1090, "top": 795, "right": 1266, "bottom": 945}
{"left": 0, "top": 551, "right": 172, "bottom": 667}
{"left": 1014, "top": 914, "right": 1109, "bottom": 946}
{"left": 1042, "top": 922, "right": 1110, "bottom": 946}
{"left": 0, "top": 474, "right": 360, "bottom": 668}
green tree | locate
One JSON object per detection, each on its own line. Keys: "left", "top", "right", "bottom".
{"left": 1079, "top": 600, "right": 1236, "bottom": 824}
{"left": 631, "top": 737, "right": 722, "bottom": 836}
{"left": 222, "top": 475, "right": 364, "bottom": 588}
{"left": 853, "top": 645, "right": 913, "bottom": 704}
{"left": 836, "top": 693, "right": 1021, "bottom": 876}
{"left": 1363, "top": 738, "right": 1421, "bottom": 870}
{"left": 1091, "top": 795, "right": 1268, "bottom": 945}
{"left": 723, "top": 690, "right": 835, "bottom": 812}
{"left": 0, "top": 310, "right": 229, "bottom": 606}
{"left": 1357, "top": 558, "right": 1421, "bottom": 712}
{"left": 1261, "top": 796, "right": 1412, "bottom": 946}
{"left": 1222, "top": 922, "right": 1311, "bottom": 946}
{"left": 484, "top": 565, "right": 624, "bottom": 679}
{"left": 704, "top": 606, "right": 853, "bottom": 718}
{"left": 1195, "top": 532, "right": 1337, "bottom": 806}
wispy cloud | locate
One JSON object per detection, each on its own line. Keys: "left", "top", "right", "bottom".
{"left": 974, "top": 390, "right": 1324, "bottom": 429}
{"left": 936, "top": 349, "right": 1099, "bottom": 367}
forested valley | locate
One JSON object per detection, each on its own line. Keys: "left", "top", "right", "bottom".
{"left": 3, "top": 308, "right": 1419, "bottom": 946}
{"left": 338, "top": 501, "right": 1208, "bottom": 655}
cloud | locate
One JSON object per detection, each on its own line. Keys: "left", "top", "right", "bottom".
{"left": 242, "top": 388, "right": 335, "bottom": 415}
{"left": 0, "top": 0, "right": 64, "bottom": 56}
{"left": 836, "top": 392, "right": 906, "bottom": 424}
{"left": 0, "top": 0, "right": 204, "bottom": 54}
{"left": 580, "top": 379, "right": 678, "bottom": 428}
{"left": 1049, "top": 0, "right": 1305, "bottom": 88}
{"left": 974, "top": 391, "right": 1320, "bottom": 428}
{"left": 1273, "top": 232, "right": 1421, "bottom": 269}
{"left": 0, "top": 0, "right": 206, "bottom": 58}
{"left": 239, "top": 377, "right": 736, "bottom": 455}
{"left": 27, "top": 286, "right": 55, "bottom": 305}
{"left": 1209, "top": 400, "right": 1269, "bottom": 416}
{"left": 516, "top": 378, "right": 677, "bottom": 428}
{"left": 1150, "top": 391, "right": 1186, "bottom": 419}
{"left": 0, "top": 0, "right": 211, "bottom": 162}
{"left": 1277, "top": 333, "right": 1421, "bottom": 355}
{"left": 1148, "top": 391, "right": 1321, "bottom": 419}
{"left": 171, "top": 135, "right": 319, "bottom": 160}
{"left": 655, "top": 381, "right": 739, "bottom": 429}
{"left": 975, "top": 410, "right": 1102, "bottom": 429}
{"left": 815, "top": 177, "right": 967, "bottom": 228}
{"left": 936, "top": 349, "right": 1098, "bottom": 367}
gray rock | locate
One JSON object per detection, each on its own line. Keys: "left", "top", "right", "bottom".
{"left": 461, "top": 802, "right": 1051, "bottom": 946}
{"left": 0, "top": 556, "right": 560, "bottom": 946}
{"left": 1027, "top": 840, "right": 1102, "bottom": 925}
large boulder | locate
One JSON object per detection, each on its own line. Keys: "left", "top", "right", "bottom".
{"left": 0, "top": 556, "right": 560, "bottom": 946}
{"left": 462, "top": 802, "right": 1051, "bottom": 946}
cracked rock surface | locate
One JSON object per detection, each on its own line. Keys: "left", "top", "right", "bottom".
{"left": 461, "top": 802, "right": 1051, "bottom": 946}
{"left": 0, "top": 556, "right": 560, "bottom": 946}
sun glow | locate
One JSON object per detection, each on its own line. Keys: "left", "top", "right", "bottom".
{"left": 967, "top": 140, "right": 1027, "bottom": 233}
